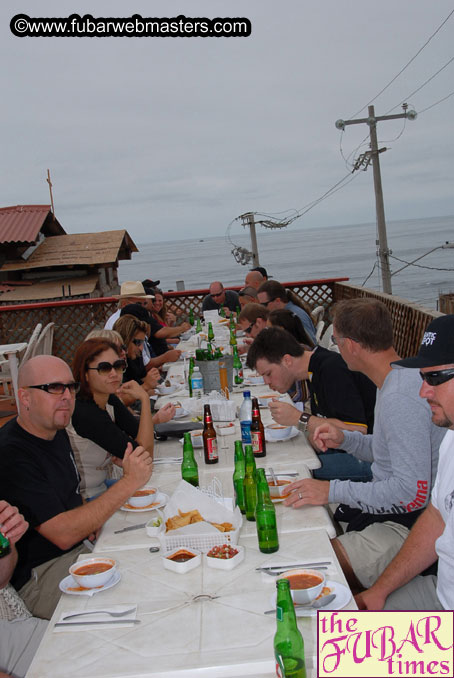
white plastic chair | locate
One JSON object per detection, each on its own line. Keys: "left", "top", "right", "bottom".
{"left": 311, "top": 305, "right": 325, "bottom": 325}
{"left": 319, "top": 323, "right": 340, "bottom": 353}
{"left": 33, "top": 322, "right": 55, "bottom": 356}
{"left": 315, "top": 319, "right": 325, "bottom": 342}
{"left": 19, "top": 323, "right": 42, "bottom": 367}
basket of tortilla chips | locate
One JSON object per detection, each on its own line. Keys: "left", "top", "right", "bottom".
{"left": 159, "top": 480, "right": 242, "bottom": 554}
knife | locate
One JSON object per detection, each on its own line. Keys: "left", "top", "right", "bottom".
{"left": 55, "top": 619, "right": 141, "bottom": 627}
{"left": 256, "top": 561, "right": 331, "bottom": 571}
{"left": 114, "top": 523, "right": 147, "bottom": 534}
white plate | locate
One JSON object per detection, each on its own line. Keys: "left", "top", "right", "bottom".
{"left": 173, "top": 408, "right": 190, "bottom": 419}
{"left": 265, "top": 427, "right": 299, "bottom": 443}
{"left": 244, "top": 377, "right": 265, "bottom": 386}
{"left": 121, "top": 493, "right": 169, "bottom": 512}
{"left": 59, "top": 570, "right": 121, "bottom": 596}
{"left": 269, "top": 580, "right": 351, "bottom": 616}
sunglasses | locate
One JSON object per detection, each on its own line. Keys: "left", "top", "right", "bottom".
{"left": 87, "top": 360, "right": 127, "bottom": 375}
{"left": 27, "top": 382, "right": 80, "bottom": 395}
{"left": 132, "top": 338, "right": 145, "bottom": 347}
{"left": 261, "top": 298, "right": 276, "bottom": 307}
{"left": 419, "top": 368, "right": 454, "bottom": 386}
{"left": 211, "top": 291, "right": 224, "bottom": 298}
{"left": 244, "top": 321, "right": 255, "bottom": 335}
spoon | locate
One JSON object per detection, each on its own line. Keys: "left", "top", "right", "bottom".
{"left": 264, "top": 593, "right": 336, "bottom": 615}
{"left": 149, "top": 546, "right": 160, "bottom": 553}
{"left": 269, "top": 467, "right": 278, "bottom": 486}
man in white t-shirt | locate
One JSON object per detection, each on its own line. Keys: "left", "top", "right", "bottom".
{"left": 357, "top": 314, "right": 454, "bottom": 610}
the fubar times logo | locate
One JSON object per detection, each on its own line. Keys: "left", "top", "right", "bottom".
{"left": 318, "top": 611, "right": 453, "bottom": 678}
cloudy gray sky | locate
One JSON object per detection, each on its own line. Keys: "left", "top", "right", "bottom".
{"left": 1, "top": 1, "right": 453, "bottom": 244}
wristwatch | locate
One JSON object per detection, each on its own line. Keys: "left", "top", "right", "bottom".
{"left": 297, "top": 412, "right": 311, "bottom": 433}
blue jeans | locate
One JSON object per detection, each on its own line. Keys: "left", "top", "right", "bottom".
{"left": 312, "top": 449, "right": 372, "bottom": 482}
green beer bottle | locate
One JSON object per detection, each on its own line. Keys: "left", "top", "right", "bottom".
{"left": 232, "top": 346, "right": 244, "bottom": 385}
{"left": 0, "top": 529, "right": 11, "bottom": 559}
{"left": 255, "top": 468, "right": 279, "bottom": 553}
{"left": 232, "top": 440, "right": 246, "bottom": 513}
{"left": 229, "top": 313, "right": 236, "bottom": 331}
{"left": 195, "top": 348, "right": 205, "bottom": 361}
{"left": 274, "top": 579, "right": 306, "bottom": 678}
{"left": 188, "top": 308, "right": 195, "bottom": 326}
{"left": 207, "top": 321, "right": 215, "bottom": 343}
{"left": 229, "top": 327, "right": 237, "bottom": 355}
{"left": 181, "top": 432, "right": 199, "bottom": 487}
{"left": 196, "top": 317, "right": 202, "bottom": 333}
{"left": 219, "top": 305, "right": 226, "bottom": 318}
{"left": 243, "top": 444, "right": 257, "bottom": 521}
{"left": 188, "top": 357, "right": 195, "bottom": 397}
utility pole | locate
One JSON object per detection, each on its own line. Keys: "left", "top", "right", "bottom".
{"left": 335, "top": 104, "right": 417, "bottom": 295}
{"left": 241, "top": 212, "right": 260, "bottom": 266}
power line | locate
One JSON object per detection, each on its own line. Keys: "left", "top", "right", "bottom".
{"left": 348, "top": 8, "right": 454, "bottom": 120}
{"left": 387, "top": 55, "right": 454, "bottom": 114}
{"left": 389, "top": 253, "right": 454, "bottom": 272}
{"left": 419, "top": 88, "right": 454, "bottom": 114}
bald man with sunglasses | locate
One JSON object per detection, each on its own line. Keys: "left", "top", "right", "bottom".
{"left": 357, "top": 314, "right": 454, "bottom": 611}
{"left": 0, "top": 355, "right": 152, "bottom": 620}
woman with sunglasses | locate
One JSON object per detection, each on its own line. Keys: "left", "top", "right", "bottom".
{"left": 113, "top": 314, "right": 161, "bottom": 397}
{"left": 67, "top": 338, "right": 156, "bottom": 500}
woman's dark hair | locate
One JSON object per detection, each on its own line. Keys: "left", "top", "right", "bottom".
{"left": 268, "top": 309, "right": 315, "bottom": 348}
{"left": 72, "top": 339, "right": 120, "bottom": 401}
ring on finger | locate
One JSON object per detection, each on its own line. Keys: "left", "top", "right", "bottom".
{"left": 298, "top": 492, "right": 303, "bottom": 500}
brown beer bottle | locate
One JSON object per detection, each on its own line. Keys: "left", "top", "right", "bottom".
{"left": 203, "top": 404, "right": 218, "bottom": 464}
{"left": 251, "top": 397, "right": 266, "bottom": 458}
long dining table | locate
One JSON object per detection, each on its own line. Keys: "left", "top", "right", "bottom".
{"left": 26, "top": 335, "right": 356, "bottom": 678}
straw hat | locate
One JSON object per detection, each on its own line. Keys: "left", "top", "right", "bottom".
{"left": 116, "top": 281, "right": 155, "bottom": 299}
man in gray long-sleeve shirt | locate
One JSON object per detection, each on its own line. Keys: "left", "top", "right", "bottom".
{"left": 284, "top": 299, "right": 444, "bottom": 590}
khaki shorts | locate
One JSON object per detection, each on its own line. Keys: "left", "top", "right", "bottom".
{"left": 384, "top": 575, "right": 442, "bottom": 610}
{"left": 18, "top": 543, "right": 88, "bottom": 620}
{"left": 337, "top": 521, "right": 410, "bottom": 588}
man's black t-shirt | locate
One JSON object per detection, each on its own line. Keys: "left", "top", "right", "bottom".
{"left": 0, "top": 419, "right": 83, "bottom": 590}
{"left": 308, "top": 346, "right": 376, "bottom": 432}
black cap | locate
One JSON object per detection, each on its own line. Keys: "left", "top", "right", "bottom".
{"left": 120, "top": 304, "right": 151, "bottom": 323}
{"left": 142, "top": 278, "right": 160, "bottom": 288}
{"left": 250, "top": 266, "right": 268, "bottom": 278}
{"left": 393, "top": 315, "right": 454, "bottom": 368}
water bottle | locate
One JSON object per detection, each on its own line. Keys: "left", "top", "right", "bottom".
{"left": 191, "top": 367, "right": 204, "bottom": 398}
{"left": 239, "top": 390, "right": 252, "bottom": 445}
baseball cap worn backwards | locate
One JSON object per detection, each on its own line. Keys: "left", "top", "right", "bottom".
{"left": 393, "top": 315, "right": 454, "bottom": 368}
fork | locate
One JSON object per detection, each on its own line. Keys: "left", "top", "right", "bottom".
{"left": 62, "top": 607, "right": 136, "bottom": 621}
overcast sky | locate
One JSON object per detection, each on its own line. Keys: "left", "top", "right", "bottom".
{"left": 1, "top": 1, "right": 453, "bottom": 245}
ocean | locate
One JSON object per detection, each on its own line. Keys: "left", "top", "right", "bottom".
{"left": 119, "top": 215, "right": 454, "bottom": 310}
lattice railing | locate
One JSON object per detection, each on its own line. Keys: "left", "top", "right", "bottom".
{"left": 333, "top": 282, "right": 442, "bottom": 358}
{"left": 0, "top": 278, "right": 441, "bottom": 364}
{"left": 0, "top": 278, "right": 344, "bottom": 364}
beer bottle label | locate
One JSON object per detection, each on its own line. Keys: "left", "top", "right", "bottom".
{"left": 275, "top": 655, "right": 284, "bottom": 678}
{"left": 251, "top": 431, "right": 263, "bottom": 455}
{"left": 206, "top": 437, "right": 218, "bottom": 461}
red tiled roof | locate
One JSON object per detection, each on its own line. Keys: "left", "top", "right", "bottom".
{"left": 0, "top": 205, "right": 65, "bottom": 244}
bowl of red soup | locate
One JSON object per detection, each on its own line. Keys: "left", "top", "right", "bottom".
{"left": 267, "top": 475, "right": 293, "bottom": 498}
{"left": 69, "top": 557, "right": 117, "bottom": 589}
{"left": 127, "top": 487, "right": 158, "bottom": 508}
{"left": 277, "top": 568, "right": 325, "bottom": 604}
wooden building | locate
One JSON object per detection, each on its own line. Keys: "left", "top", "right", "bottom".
{"left": 0, "top": 205, "right": 137, "bottom": 304}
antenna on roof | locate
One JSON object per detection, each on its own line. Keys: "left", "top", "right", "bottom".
{"left": 46, "top": 169, "right": 56, "bottom": 220}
